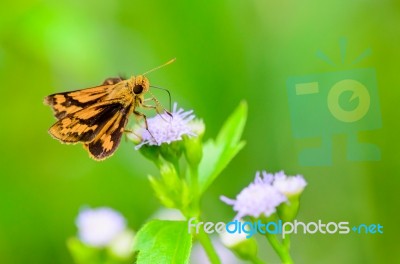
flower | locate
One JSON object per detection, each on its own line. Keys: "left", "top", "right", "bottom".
{"left": 220, "top": 224, "right": 259, "bottom": 262}
{"left": 221, "top": 171, "right": 308, "bottom": 222}
{"left": 108, "top": 230, "right": 135, "bottom": 258}
{"left": 76, "top": 207, "right": 126, "bottom": 247}
{"left": 187, "top": 119, "right": 205, "bottom": 137}
{"left": 219, "top": 221, "right": 248, "bottom": 248}
{"left": 133, "top": 103, "right": 197, "bottom": 149}
{"left": 272, "top": 171, "right": 307, "bottom": 221}
{"left": 272, "top": 171, "right": 307, "bottom": 197}
{"left": 148, "top": 208, "right": 185, "bottom": 221}
{"left": 220, "top": 171, "right": 287, "bottom": 219}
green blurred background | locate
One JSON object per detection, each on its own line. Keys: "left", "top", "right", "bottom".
{"left": 1, "top": 0, "right": 399, "bottom": 263}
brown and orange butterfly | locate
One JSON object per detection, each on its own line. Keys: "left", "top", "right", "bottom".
{"left": 44, "top": 59, "right": 174, "bottom": 160}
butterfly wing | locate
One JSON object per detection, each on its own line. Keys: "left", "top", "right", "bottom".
{"left": 83, "top": 104, "right": 132, "bottom": 160}
{"left": 102, "top": 76, "right": 125, "bottom": 85}
{"left": 48, "top": 101, "right": 128, "bottom": 144}
{"left": 44, "top": 84, "right": 116, "bottom": 119}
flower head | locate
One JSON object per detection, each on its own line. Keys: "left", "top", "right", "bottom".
{"left": 76, "top": 207, "right": 126, "bottom": 247}
{"left": 108, "top": 230, "right": 135, "bottom": 258}
{"left": 133, "top": 103, "right": 197, "bottom": 149}
{"left": 220, "top": 171, "right": 287, "bottom": 219}
{"left": 219, "top": 221, "right": 248, "bottom": 248}
{"left": 219, "top": 223, "right": 259, "bottom": 262}
{"left": 272, "top": 171, "right": 307, "bottom": 197}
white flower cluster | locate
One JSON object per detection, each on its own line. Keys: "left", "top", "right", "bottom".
{"left": 75, "top": 207, "right": 134, "bottom": 257}
{"left": 220, "top": 171, "right": 307, "bottom": 220}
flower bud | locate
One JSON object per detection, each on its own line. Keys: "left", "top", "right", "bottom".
{"left": 183, "top": 135, "right": 203, "bottom": 170}
{"left": 220, "top": 225, "right": 258, "bottom": 261}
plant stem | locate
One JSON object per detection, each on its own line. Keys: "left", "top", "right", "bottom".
{"left": 196, "top": 226, "right": 221, "bottom": 264}
{"left": 282, "top": 234, "right": 291, "bottom": 250}
{"left": 185, "top": 166, "right": 219, "bottom": 263}
{"left": 187, "top": 166, "right": 200, "bottom": 218}
{"left": 191, "top": 167, "right": 199, "bottom": 204}
{"left": 265, "top": 233, "right": 293, "bottom": 264}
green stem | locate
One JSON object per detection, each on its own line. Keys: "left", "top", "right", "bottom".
{"left": 282, "top": 234, "right": 291, "bottom": 250}
{"left": 183, "top": 164, "right": 218, "bottom": 263}
{"left": 196, "top": 226, "right": 221, "bottom": 264}
{"left": 265, "top": 233, "right": 293, "bottom": 264}
{"left": 191, "top": 167, "right": 200, "bottom": 208}
{"left": 185, "top": 166, "right": 200, "bottom": 218}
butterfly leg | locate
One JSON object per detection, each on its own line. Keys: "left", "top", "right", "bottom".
{"left": 124, "top": 128, "right": 141, "bottom": 138}
{"left": 133, "top": 110, "right": 158, "bottom": 143}
{"left": 145, "top": 91, "right": 172, "bottom": 115}
{"left": 143, "top": 96, "right": 173, "bottom": 120}
{"left": 143, "top": 102, "right": 172, "bottom": 123}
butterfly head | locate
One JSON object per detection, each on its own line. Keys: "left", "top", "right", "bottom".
{"left": 132, "top": 75, "right": 150, "bottom": 95}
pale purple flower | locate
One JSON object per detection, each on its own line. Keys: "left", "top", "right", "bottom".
{"left": 272, "top": 171, "right": 307, "bottom": 196}
{"left": 220, "top": 171, "right": 287, "bottom": 219}
{"left": 219, "top": 221, "right": 248, "bottom": 248}
{"left": 76, "top": 207, "right": 126, "bottom": 247}
{"left": 108, "top": 230, "right": 135, "bottom": 258}
{"left": 134, "top": 103, "right": 197, "bottom": 149}
{"left": 220, "top": 171, "right": 307, "bottom": 219}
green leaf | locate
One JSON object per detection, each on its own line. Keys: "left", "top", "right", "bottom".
{"left": 148, "top": 162, "right": 191, "bottom": 210}
{"left": 198, "top": 101, "right": 247, "bottom": 193}
{"left": 133, "top": 220, "right": 192, "bottom": 264}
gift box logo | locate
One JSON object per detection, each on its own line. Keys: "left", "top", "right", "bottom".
{"left": 287, "top": 40, "right": 382, "bottom": 166}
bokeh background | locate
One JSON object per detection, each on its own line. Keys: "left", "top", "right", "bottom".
{"left": 1, "top": 0, "right": 399, "bottom": 263}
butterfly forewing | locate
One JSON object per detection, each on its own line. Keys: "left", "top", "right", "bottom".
{"left": 44, "top": 84, "right": 115, "bottom": 119}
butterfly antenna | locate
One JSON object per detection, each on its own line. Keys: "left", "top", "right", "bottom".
{"left": 142, "top": 58, "right": 176, "bottom": 76}
{"left": 150, "top": 85, "right": 172, "bottom": 113}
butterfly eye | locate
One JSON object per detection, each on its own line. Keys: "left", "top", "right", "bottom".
{"left": 133, "top": 85, "right": 143, "bottom": 94}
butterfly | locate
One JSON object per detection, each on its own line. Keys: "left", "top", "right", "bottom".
{"left": 44, "top": 59, "right": 174, "bottom": 160}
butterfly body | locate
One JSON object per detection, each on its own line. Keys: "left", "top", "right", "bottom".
{"left": 45, "top": 75, "right": 150, "bottom": 160}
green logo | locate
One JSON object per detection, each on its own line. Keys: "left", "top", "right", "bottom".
{"left": 327, "top": 79, "right": 370, "bottom": 123}
{"left": 287, "top": 39, "right": 382, "bottom": 166}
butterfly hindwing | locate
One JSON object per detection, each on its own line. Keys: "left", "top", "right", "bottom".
{"left": 48, "top": 102, "right": 127, "bottom": 144}
{"left": 102, "top": 76, "right": 125, "bottom": 85}
{"left": 84, "top": 104, "right": 132, "bottom": 160}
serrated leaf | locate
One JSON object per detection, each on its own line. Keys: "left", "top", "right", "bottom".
{"left": 199, "top": 101, "right": 247, "bottom": 193}
{"left": 133, "top": 220, "right": 192, "bottom": 264}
